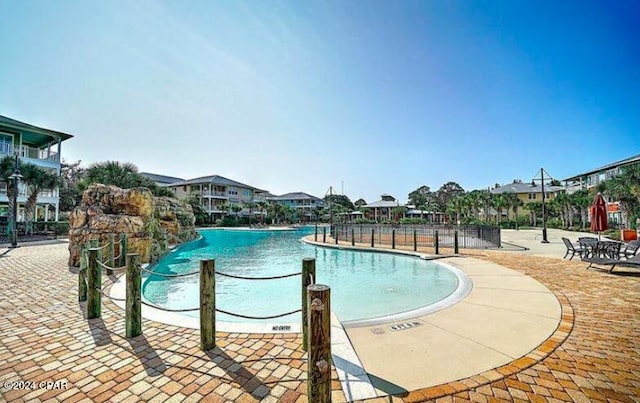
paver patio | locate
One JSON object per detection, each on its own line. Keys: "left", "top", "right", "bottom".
{"left": 1, "top": 234, "right": 639, "bottom": 402}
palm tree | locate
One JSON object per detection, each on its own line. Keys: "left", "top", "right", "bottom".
{"left": 21, "top": 164, "right": 61, "bottom": 234}
{"left": 0, "top": 155, "right": 21, "bottom": 236}
{"left": 491, "top": 194, "right": 509, "bottom": 224}
{"left": 569, "top": 189, "right": 592, "bottom": 228}
{"left": 503, "top": 193, "right": 524, "bottom": 229}
{"left": 599, "top": 164, "right": 640, "bottom": 227}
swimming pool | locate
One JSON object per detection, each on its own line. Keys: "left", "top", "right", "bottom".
{"left": 141, "top": 227, "right": 470, "bottom": 326}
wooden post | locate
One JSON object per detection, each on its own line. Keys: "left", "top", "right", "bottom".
{"left": 371, "top": 228, "right": 375, "bottom": 247}
{"left": 315, "top": 225, "right": 318, "bottom": 242}
{"left": 125, "top": 253, "right": 142, "bottom": 338}
{"left": 413, "top": 229, "right": 417, "bottom": 252}
{"left": 322, "top": 227, "right": 326, "bottom": 243}
{"left": 435, "top": 230, "right": 439, "bottom": 255}
{"left": 106, "top": 234, "right": 115, "bottom": 275}
{"left": 119, "top": 234, "right": 128, "bottom": 267}
{"left": 78, "top": 245, "right": 87, "bottom": 302}
{"left": 454, "top": 230, "right": 459, "bottom": 254}
{"left": 200, "top": 259, "right": 216, "bottom": 350}
{"left": 302, "top": 258, "right": 316, "bottom": 352}
{"left": 351, "top": 228, "right": 355, "bottom": 246}
{"left": 307, "top": 284, "right": 331, "bottom": 403}
{"left": 392, "top": 229, "right": 396, "bottom": 249}
{"left": 87, "top": 248, "right": 102, "bottom": 319}
{"left": 335, "top": 227, "right": 338, "bottom": 244}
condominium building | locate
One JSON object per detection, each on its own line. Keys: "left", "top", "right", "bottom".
{"left": 267, "top": 192, "right": 324, "bottom": 222}
{"left": 0, "top": 115, "right": 73, "bottom": 222}
{"left": 168, "top": 175, "right": 265, "bottom": 220}
{"left": 563, "top": 153, "right": 640, "bottom": 225}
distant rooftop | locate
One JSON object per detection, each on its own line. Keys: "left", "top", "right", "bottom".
{"left": 140, "top": 172, "right": 185, "bottom": 185}
{"left": 563, "top": 153, "right": 640, "bottom": 182}
{"left": 491, "top": 183, "right": 564, "bottom": 194}
{"left": 268, "top": 192, "right": 323, "bottom": 201}
{"left": 170, "top": 175, "right": 261, "bottom": 190}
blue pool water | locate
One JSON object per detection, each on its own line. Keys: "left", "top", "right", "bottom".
{"left": 142, "top": 227, "right": 460, "bottom": 323}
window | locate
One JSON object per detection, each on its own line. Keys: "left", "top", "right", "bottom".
{"left": 228, "top": 187, "right": 238, "bottom": 195}
{"left": 528, "top": 193, "right": 537, "bottom": 200}
{"left": 0, "top": 132, "right": 14, "bottom": 155}
{"left": 243, "top": 189, "right": 251, "bottom": 197}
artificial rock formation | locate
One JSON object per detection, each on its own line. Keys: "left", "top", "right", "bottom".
{"left": 68, "top": 184, "right": 197, "bottom": 267}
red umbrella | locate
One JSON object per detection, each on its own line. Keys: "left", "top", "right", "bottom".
{"left": 590, "top": 192, "right": 608, "bottom": 239}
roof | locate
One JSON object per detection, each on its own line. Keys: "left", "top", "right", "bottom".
{"left": 491, "top": 183, "right": 564, "bottom": 194}
{"left": 0, "top": 115, "right": 74, "bottom": 147}
{"left": 140, "top": 172, "right": 185, "bottom": 184}
{"left": 563, "top": 154, "right": 640, "bottom": 182}
{"left": 268, "top": 192, "right": 323, "bottom": 201}
{"left": 169, "top": 175, "right": 260, "bottom": 190}
{"left": 364, "top": 200, "right": 400, "bottom": 208}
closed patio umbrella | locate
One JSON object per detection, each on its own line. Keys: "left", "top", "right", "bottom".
{"left": 590, "top": 192, "right": 608, "bottom": 239}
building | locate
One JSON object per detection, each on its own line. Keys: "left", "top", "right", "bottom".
{"left": 139, "top": 172, "right": 184, "bottom": 187}
{"left": 362, "top": 194, "right": 400, "bottom": 222}
{"left": 490, "top": 182, "right": 564, "bottom": 222}
{"left": 404, "top": 206, "right": 445, "bottom": 223}
{"left": 267, "top": 192, "right": 324, "bottom": 222}
{"left": 563, "top": 153, "right": 640, "bottom": 225}
{"left": 168, "top": 175, "right": 265, "bottom": 221}
{"left": 0, "top": 115, "right": 73, "bottom": 222}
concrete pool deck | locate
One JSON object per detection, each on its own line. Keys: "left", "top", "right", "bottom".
{"left": 0, "top": 229, "right": 639, "bottom": 402}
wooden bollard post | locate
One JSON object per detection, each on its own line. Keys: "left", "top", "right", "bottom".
{"left": 351, "top": 228, "right": 355, "bottom": 246}
{"left": 315, "top": 225, "right": 318, "bottom": 242}
{"left": 106, "top": 234, "right": 115, "bottom": 275}
{"left": 371, "top": 229, "right": 375, "bottom": 247}
{"left": 413, "top": 230, "right": 417, "bottom": 252}
{"left": 454, "top": 230, "right": 459, "bottom": 254}
{"left": 392, "top": 229, "right": 396, "bottom": 249}
{"left": 125, "top": 253, "right": 142, "bottom": 338}
{"left": 119, "top": 234, "right": 128, "bottom": 267}
{"left": 307, "top": 284, "right": 331, "bottom": 403}
{"left": 335, "top": 228, "right": 338, "bottom": 245}
{"left": 435, "top": 230, "right": 439, "bottom": 255}
{"left": 78, "top": 245, "right": 88, "bottom": 302}
{"left": 200, "top": 259, "right": 216, "bottom": 350}
{"left": 302, "top": 258, "right": 316, "bottom": 352}
{"left": 87, "top": 248, "right": 102, "bottom": 319}
{"left": 322, "top": 227, "right": 326, "bottom": 243}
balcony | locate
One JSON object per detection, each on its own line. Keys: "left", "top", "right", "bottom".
{"left": 0, "top": 143, "right": 60, "bottom": 165}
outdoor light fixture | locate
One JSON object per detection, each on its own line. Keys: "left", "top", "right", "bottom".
{"left": 8, "top": 153, "right": 23, "bottom": 248}
{"left": 530, "top": 168, "right": 553, "bottom": 244}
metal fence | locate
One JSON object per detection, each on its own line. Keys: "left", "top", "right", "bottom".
{"left": 331, "top": 224, "right": 501, "bottom": 249}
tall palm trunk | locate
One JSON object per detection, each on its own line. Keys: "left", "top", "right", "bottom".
{"left": 24, "top": 191, "right": 39, "bottom": 235}
{"left": 6, "top": 186, "right": 16, "bottom": 236}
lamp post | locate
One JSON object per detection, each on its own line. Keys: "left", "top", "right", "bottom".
{"left": 531, "top": 168, "right": 552, "bottom": 244}
{"left": 9, "top": 153, "right": 23, "bottom": 249}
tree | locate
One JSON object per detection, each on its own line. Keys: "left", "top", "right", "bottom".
{"left": 569, "top": 189, "right": 592, "bottom": 228}
{"left": 185, "top": 192, "right": 207, "bottom": 225}
{"left": 408, "top": 185, "right": 433, "bottom": 207}
{"left": 391, "top": 206, "right": 406, "bottom": 222}
{"left": 81, "top": 160, "right": 170, "bottom": 197}
{"left": 59, "top": 159, "right": 85, "bottom": 211}
{"left": 0, "top": 155, "right": 22, "bottom": 236}
{"left": 324, "top": 194, "right": 355, "bottom": 211}
{"left": 599, "top": 163, "right": 640, "bottom": 227}
{"left": 504, "top": 193, "right": 524, "bottom": 229}
{"left": 436, "top": 182, "right": 465, "bottom": 212}
{"left": 21, "top": 164, "right": 62, "bottom": 234}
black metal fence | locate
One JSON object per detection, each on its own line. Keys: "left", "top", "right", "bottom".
{"left": 330, "top": 224, "right": 501, "bottom": 249}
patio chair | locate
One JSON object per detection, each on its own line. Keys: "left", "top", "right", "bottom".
{"left": 582, "top": 253, "right": 640, "bottom": 273}
{"left": 562, "top": 237, "right": 585, "bottom": 260}
{"left": 620, "top": 239, "right": 640, "bottom": 259}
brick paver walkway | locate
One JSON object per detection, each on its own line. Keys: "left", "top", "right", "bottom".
{"left": 1, "top": 241, "right": 639, "bottom": 402}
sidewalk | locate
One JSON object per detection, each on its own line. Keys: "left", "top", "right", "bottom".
{"left": 499, "top": 228, "right": 615, "bottom": 259}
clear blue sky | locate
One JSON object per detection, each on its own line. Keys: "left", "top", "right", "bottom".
{"left": 1, "top": 0, "right": 638, "bottom": 203}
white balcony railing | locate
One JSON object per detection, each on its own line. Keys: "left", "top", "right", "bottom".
{"left": 0, "top": 143, "right": 60, "bottom": 163}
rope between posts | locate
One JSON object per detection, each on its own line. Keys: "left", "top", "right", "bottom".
{"left": 216, "top": 271, "right": 302, "bottom": 280}
{"left": 113, "top": 251, "right": 122, "bottom": 261}
{"left": 140, "top": 300, "right": 199, "bottom": 312}
{"left": 95, "top": 286, "right": 126, "bottom": 302}
{"left": 216, "top": 308, "right": 301, "bottom": 320}
{"left": 140, "top": 266, "right": 200, "bottom": 278}
{"left": 96, "top": 260, "right": 127, "bottom": 273}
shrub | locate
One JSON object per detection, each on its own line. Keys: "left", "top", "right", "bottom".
{"left": 399, "top": 217, "right": 427, "bottom": 224}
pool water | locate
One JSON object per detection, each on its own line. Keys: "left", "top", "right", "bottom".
{"left": 142, "top": 227, "right": 461, "bottom": 324}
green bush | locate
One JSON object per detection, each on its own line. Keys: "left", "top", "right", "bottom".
{"left": 354, "top": 218, "right": 375, "bottom": 224}
{"left": 52, "top": 221, "right": 70, "bottom": 235}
